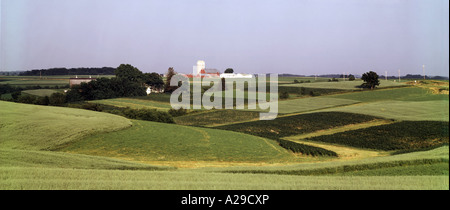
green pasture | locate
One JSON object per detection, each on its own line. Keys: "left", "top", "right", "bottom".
{"left": 0, "top": 149, "right": 171, "bottom": 170}
{"left": 90, "top": 98, "right": 172, "bottom": 111}
{"left": 257, "top": 97, "right": 360, "bottom": 114}
{"left": 1, "top": 76, "right": 449, "bottom": 190}
{"left": 59, "top": 119, "right": 298, "bottom": 163}
{"left": 326, "top": 87, "right": 448, "bottom": 102}
{"left": 1, "top": 167, "right": 446, "bottom": 190}
{"left": 277, "top": 77, "right": 330, "bottom": 84}
{"left": 0, "top": 101, "right": 131, "bottom": 150}
{"left": 0, "top": 75, "right": 114, "bottom": 87}
{"left": 280, "top": 80, "right": 408, "bottom": 90}
{"left": 22, "top": 89, "right": 60, "bottom": 97}
{"left": 1, "top": 146, "right": 447, "bottom": 190}
{"left": 317, "top": 100, "right": 449, "bottom": 121}
{"left": 174, "top": 109, "right": 261, "bottom": 127}
{"left": 217, "top": 146, "right": 449, "bottom": 176}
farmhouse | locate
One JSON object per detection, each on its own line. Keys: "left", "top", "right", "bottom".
{"left": 187, "top": 60, "right": 253, "bottom": 78}
{"left": 146, "top": 85, "right": 164, "bottom": 95}
{"left": 69, "top": 77, "right": 96, "bottom": 87}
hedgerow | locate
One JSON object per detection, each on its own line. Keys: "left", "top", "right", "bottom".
{"left": 276, "top": 139, "right": 338, "bottom": 157}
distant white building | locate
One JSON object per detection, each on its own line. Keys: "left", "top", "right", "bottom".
{"left": 193, "top": 60, "right": 206, "bottom": 76}
{"left": 146, "top": 86, "right": 164, "bottom": 95}
{"left": 69, "top": 77, "right": 96, "bottom": 87}
{"left": 191, "top": 60, "right": 253, "bottom": 79}
{"left": 220, "top": 73, "right": 253, "bottom": 79}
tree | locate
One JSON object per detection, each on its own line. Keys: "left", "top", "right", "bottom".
{"left": 114, "top": 64, "right": 144, "bottom": 83}
{"left": 348, "top": 74, "right": 355, "bottom": 81}
{"left": 49, "top": 92, "right": 66, "bottom": 106}
{"left": 164, "top": 67, "right": 177, "bottom": 93}
{"left": 361, "top": 71, "right": 380, "bottom": 90}
{"left": 224, "top": 68, "right": 234, "bottom": 73}
{"left": 143, "top": 72, "right": 164, "bottom": 89}
{"left": 279, "top": 91, "right": 289, "bottom": 99}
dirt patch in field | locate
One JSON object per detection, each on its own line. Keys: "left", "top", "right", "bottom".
{"left": 406, "top": 80, "right": 449, "bottom": 95}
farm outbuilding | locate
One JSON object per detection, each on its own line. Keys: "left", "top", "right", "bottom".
{"left": 69, "top": 77, "right": 96, "bottom": 87}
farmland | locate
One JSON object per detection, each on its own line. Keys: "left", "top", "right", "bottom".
{"left": 89, "top": 97, "right": 173, "bottom": 111}
{"left": 0, "top": 76, "right": 448, "bottom": 190}
{"left": 60, "top": 119, "right": 300, "bottom": 165}
{"left": 280, "top": 80, "right": 408, "bottom": 90}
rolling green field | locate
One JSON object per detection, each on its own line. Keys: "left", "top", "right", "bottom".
{"left": 280, "top": 80, "right": 408, "bottom": 90}
{"left": 317, "top": 100, "right": 449, "bottom": 121}
{"left": 22, "top": 89, "right": 60, "bottom": 97}
{"left": 326, "top": 86, "right": 448, "bottom": 102}
{"left": 90, "top": 97, "right": 173, "bottom": 111}
{"left": 0, "top": 101, "right": 131, "bottom": 150}
{"left": 0, "top": 78, "right": 448, "bottom": 190}
{"left": 60, "top": 119, "right": 300, "bottom": 164}
{"left": 0, "top": 75, "right": 114, "bottom": 87}
{"left": 174, "top": 109, "right": 261, "bottom": 127}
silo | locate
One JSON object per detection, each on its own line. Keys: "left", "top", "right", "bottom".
{"left": 194, "top": 60, "right": 205, "bottom": 76}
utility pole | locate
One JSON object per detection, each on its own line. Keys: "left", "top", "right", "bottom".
{"left": 398, "top": 69, "right": 401, "bottom": 82}
{"left": 423, "top": 64, "right": 425, "bottom": 80}
{"left": 385, "top": 71, "right": 388, "bottom": 81}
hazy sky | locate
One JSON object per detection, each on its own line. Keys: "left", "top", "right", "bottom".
{"left": 1, "top": 0, "right": 449, "bottom": 76}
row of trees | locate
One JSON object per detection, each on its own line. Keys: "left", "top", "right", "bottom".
{"left": 66, "top": 64, "right": 165, "bottom": 102}
{"left": 19, "top": 67, "right": 116, "bottom": 76}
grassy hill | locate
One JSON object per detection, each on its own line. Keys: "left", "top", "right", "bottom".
{"left": 280, "top": 80, "right": 408, "bottom": 90}
{"left": 0, "top": 101, "right": 132, "bottom": 150}
{"left": 0, "top": 78, "right": 448, "bottom": 190}
{"left": 59, "top": 119, "right": 301, "bottom": 166}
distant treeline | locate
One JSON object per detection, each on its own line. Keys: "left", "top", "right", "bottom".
{"left": 19, "top": 67, "right": 116, "bottom": 76}
{"left": 385, "top": 74, "right": 448, "bottom": 80}
{"left": 277, "top": 73, "right": 448, "bottom": 80}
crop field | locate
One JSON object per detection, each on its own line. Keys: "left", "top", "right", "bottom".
{"left": 303, "top": 121, "right": 449, "bottom": 151}
{"left": 216, "top": 112, "right": 380, "bottom": 139}
{"left": 280, "top": 80, "right": 408, "bottom": 90}
{"left": 325, "top": 86, "right": 448, "bottom": 102}
{"left": 22, "top": 89, "right": 60, "bottom": 97}
{"left": 0, "top": 75, "right": 114, "bottom": 87}
{"left": 90, "top": 98, "right": 173, "bottom": 111}
{"left": 317, "top": 100, "right": 449, "bottom": 121}
{"left": 174, "top": 109, "right": 261, "bottom": 127}
{"left": 0, "top": 77, "right": 448, "bottom": 190}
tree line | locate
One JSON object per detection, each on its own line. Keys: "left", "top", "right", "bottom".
{"left": 19, "top": 67, "right": 116, "bottom": 76}
{"left": 66, "top": 64, "right": 164, "bottom": 102}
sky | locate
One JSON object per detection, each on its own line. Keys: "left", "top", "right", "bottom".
{"left": 1, "top": 0, "right": 449, "bottom": 76}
